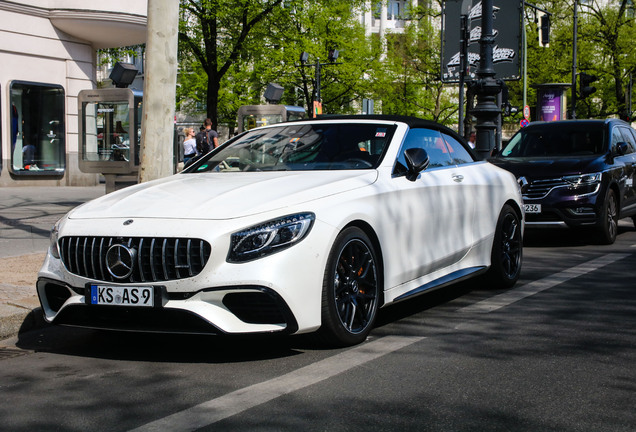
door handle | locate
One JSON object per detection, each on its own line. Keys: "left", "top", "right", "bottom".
{"left": 452, "top": 174, "right": 464, "bottom": 183}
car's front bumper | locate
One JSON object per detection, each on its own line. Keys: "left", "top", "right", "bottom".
{"left": 37, "top": 215, "right": 335, "bottom": 335}
{"left": 37, "top": 277, "right": 299, "bottom": 335}
{"left": 523, "top": 186, "right": 603, "bottom": 229}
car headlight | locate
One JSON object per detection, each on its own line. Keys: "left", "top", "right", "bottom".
{"left": 563, "top": 172, "right": 601, "bottom": 187}
{"left": 228, "top": 213, "right": 315, "bottom": 263}
{"left": 50, "top": 218, "right": 61, "bottom": 259}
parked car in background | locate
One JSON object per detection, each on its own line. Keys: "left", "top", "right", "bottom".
{"left": 38, "top": 115, "right": 523, "bottom": 347}
{"left": 490, "top": 119, "right": 636, "bottom": 244}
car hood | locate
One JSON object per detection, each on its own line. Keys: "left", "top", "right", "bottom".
{"left": 488, "top": 155, "right": 606, "bottom": 179}
{"left": 68, "top": 171, "right": 378, "bottom": 220}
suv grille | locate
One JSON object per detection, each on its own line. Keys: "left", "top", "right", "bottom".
{"left": 523, "top": 178, "right": 568, "bottom": 199}
{"left": 59, "top": 236, "right": 212, "bottom": 283}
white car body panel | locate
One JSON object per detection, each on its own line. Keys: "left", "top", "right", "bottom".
{"left": 69, "top": 170, "right": 379, "bottom": 220}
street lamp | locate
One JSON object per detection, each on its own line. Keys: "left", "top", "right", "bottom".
{"left": 299, "top": 50, "right": 342, "bottom": 116}
{"left": 571, "top": 0, "right": 579, "bottom": 119}
{"left": 471, "top": 0, "right": 502, "bottom": 160}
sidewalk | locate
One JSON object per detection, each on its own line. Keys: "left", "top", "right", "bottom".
{"left": 0, "top": 186, "right": 105, "bottom": 339}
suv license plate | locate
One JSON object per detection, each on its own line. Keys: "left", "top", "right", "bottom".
{"left": 89, "top": 285, "right": 154, "bottom": 307}
{"left": 523, "top": 203, "right": 542, "bottom": 214}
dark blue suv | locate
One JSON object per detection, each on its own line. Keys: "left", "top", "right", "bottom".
{"left": 489, "top": 119, "right": 636, "bottom": 244}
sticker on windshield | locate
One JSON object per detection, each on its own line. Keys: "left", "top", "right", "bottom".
{"left": 375, "top": 128, "right": 387, "bottom": 138}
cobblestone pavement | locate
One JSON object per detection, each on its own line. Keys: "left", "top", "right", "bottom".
{"left": 0, "top": 186, "right": 104, "bottom": 340}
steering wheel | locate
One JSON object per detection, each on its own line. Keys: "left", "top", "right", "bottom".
{"left": 343, "top": 158, "right": 373, "bottom": 168}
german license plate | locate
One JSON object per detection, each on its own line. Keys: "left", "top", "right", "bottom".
{"left": 89, "top": 285, "right": 154, "bottom": 307}
{"left": 523, "top": 203, "right": 542, "bottom": 214}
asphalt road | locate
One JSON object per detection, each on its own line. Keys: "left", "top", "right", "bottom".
{"left": 1, "top": 221, "right": 635, "bottom": 432}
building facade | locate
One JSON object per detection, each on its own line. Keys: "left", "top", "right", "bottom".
{"left": 0, "top": 0, "right": 147, "bottom": 187}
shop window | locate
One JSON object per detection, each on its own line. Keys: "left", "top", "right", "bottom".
{"left": 10, "top": 82, "right": 65, "bottom": 175}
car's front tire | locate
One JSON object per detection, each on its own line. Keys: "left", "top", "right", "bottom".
{"left": 597, "top": 188, "right": 618, "bottom": 245}
{"left": 484, "top": 204, "right": 522, "bottom": 288}
{"left": 317, "top": 227, "right": 380, "bottom": 347}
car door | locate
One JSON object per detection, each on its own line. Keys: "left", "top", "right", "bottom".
{"left": 440, "top": 132, "right": 479, "bottom": 248}
{"left": 617, "top": 126, "right": 636, "bottom": 212}
{"left": 385, "top": 127, "right": 473, "bottom": 286}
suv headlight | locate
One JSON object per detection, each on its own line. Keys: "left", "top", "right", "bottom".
{"left": 563, "top": 172, "right": 601, "bottom": 187}
{"left": 563, "top": 172, "right": 602, "bottom": 196}
{"left": 228, "top": 213, "right": 315, "bottom": 263}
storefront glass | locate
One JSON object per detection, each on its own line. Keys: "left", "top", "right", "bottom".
{"left": 10, "top": 82, "right": 65, "bottom": 175}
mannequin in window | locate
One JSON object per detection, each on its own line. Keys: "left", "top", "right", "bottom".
{"left": 23, "top": 136, "right": 36, "bottom": 169}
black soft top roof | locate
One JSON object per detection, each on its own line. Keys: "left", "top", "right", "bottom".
{"left": 313, "top": 114, "right": 464, "bottom": 141}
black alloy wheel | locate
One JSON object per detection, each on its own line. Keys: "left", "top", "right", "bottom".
{"left": 318, "top": 227, "right": 380, "bottom": 347}
{"left": 597, "top": 189, "right": 618, "bottom": 245}
{"left": 484, "top": 204, "right": 523, "bottom": 288}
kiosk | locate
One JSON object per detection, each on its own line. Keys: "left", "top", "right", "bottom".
{"left": 237, "top": 104, "right": 305, "bottom": 133}
{"left": 78, "top": 88, "right": 143, "bottom": 192}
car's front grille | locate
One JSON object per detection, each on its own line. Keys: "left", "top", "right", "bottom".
{"left": 59, "top": 236, "right": 212, "bottom": 283}
{"left": 523, "top": 178, "right": 568, "bottom": 199}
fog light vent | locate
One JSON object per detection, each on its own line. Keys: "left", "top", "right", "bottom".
{"left": 223, "top": 292, "right": 286, "bottom": 325}
{"left": 44, "top": 283, "right": 72, "bottom": 312}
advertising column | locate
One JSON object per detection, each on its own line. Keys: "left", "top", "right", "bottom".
{"left": 535, "top": 84, "right": 570, "bottom": 122}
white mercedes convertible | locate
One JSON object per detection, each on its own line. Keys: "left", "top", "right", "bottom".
{"left": 38, "top": 115, "right": 523, "bottom": 346}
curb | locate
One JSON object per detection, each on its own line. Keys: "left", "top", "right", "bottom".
{"left": 0, "top": 299, "right": 46, "bottom": 340}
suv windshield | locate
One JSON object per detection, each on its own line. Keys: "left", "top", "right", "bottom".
{"left": 500, "top": 123, "right": 607, "bottom": 158}
{"left": 187, "top": 123, "right": 395, "bottom": 173}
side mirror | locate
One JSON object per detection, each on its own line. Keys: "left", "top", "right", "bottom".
{"left": 404, "top": 148, "right": 429, "bottom": 181}
{"left": 616, "top": 142, "right": 628, "bottom": 156}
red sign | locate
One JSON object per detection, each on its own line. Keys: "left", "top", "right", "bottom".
{"left": 523, "top": 105, "right": 530, "bottom": 120}
{"left": 520, "top": 119, "right": 529, "bottom": 128}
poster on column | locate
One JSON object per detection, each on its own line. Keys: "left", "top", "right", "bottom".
{"left": 538, "top": 88, "right": 564, "bottom": 122}
{"left": 441, "top": 0, "right": 522, "bottom": 83}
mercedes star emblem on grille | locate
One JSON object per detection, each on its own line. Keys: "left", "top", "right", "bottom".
{"left": 105, "top": 244, "right": 136, "bottom": 279}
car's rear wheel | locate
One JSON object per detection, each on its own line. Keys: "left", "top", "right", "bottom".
{"left": 597, "top": 189, "right": 618, "bottom": 245}
{"left": 484, "top": 204, "right": 522, "bottom": 288}
{"left": 317, "top": 227, "right": 380, "bottom": 347}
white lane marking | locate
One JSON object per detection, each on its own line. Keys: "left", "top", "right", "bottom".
{"left": 460, "top": 253, "right": 630, "bottom": 314}
{"left": 129, "top": 335, "right": 424, "bottom": 432}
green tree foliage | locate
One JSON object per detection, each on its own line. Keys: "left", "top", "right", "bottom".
{"left": 507, "top": 0, "right": 635, "bottom": 122}
{"left": 175, "top": 0, "right": 460, "bottom": 126}
{"left": 579, "top": 0, "right": 636, "bottom": 119}
{"left": 178, "top": 0, "right": 285, "bottom": 127}
{"left": 240, "top": 0, "right": 377, "bottom": 116}
{"left": 103, "top": 0, "right": 635, "bottom": 130}
{"left": 374, "top": 2, "right": 457, "bottom": 124}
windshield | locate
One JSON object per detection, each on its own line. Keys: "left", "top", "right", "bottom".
{"left": 500, "top": 123, "right": 607, "bottom": 158}
{"left": 187, "top": 122, "right": 396, "bottom": 173}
